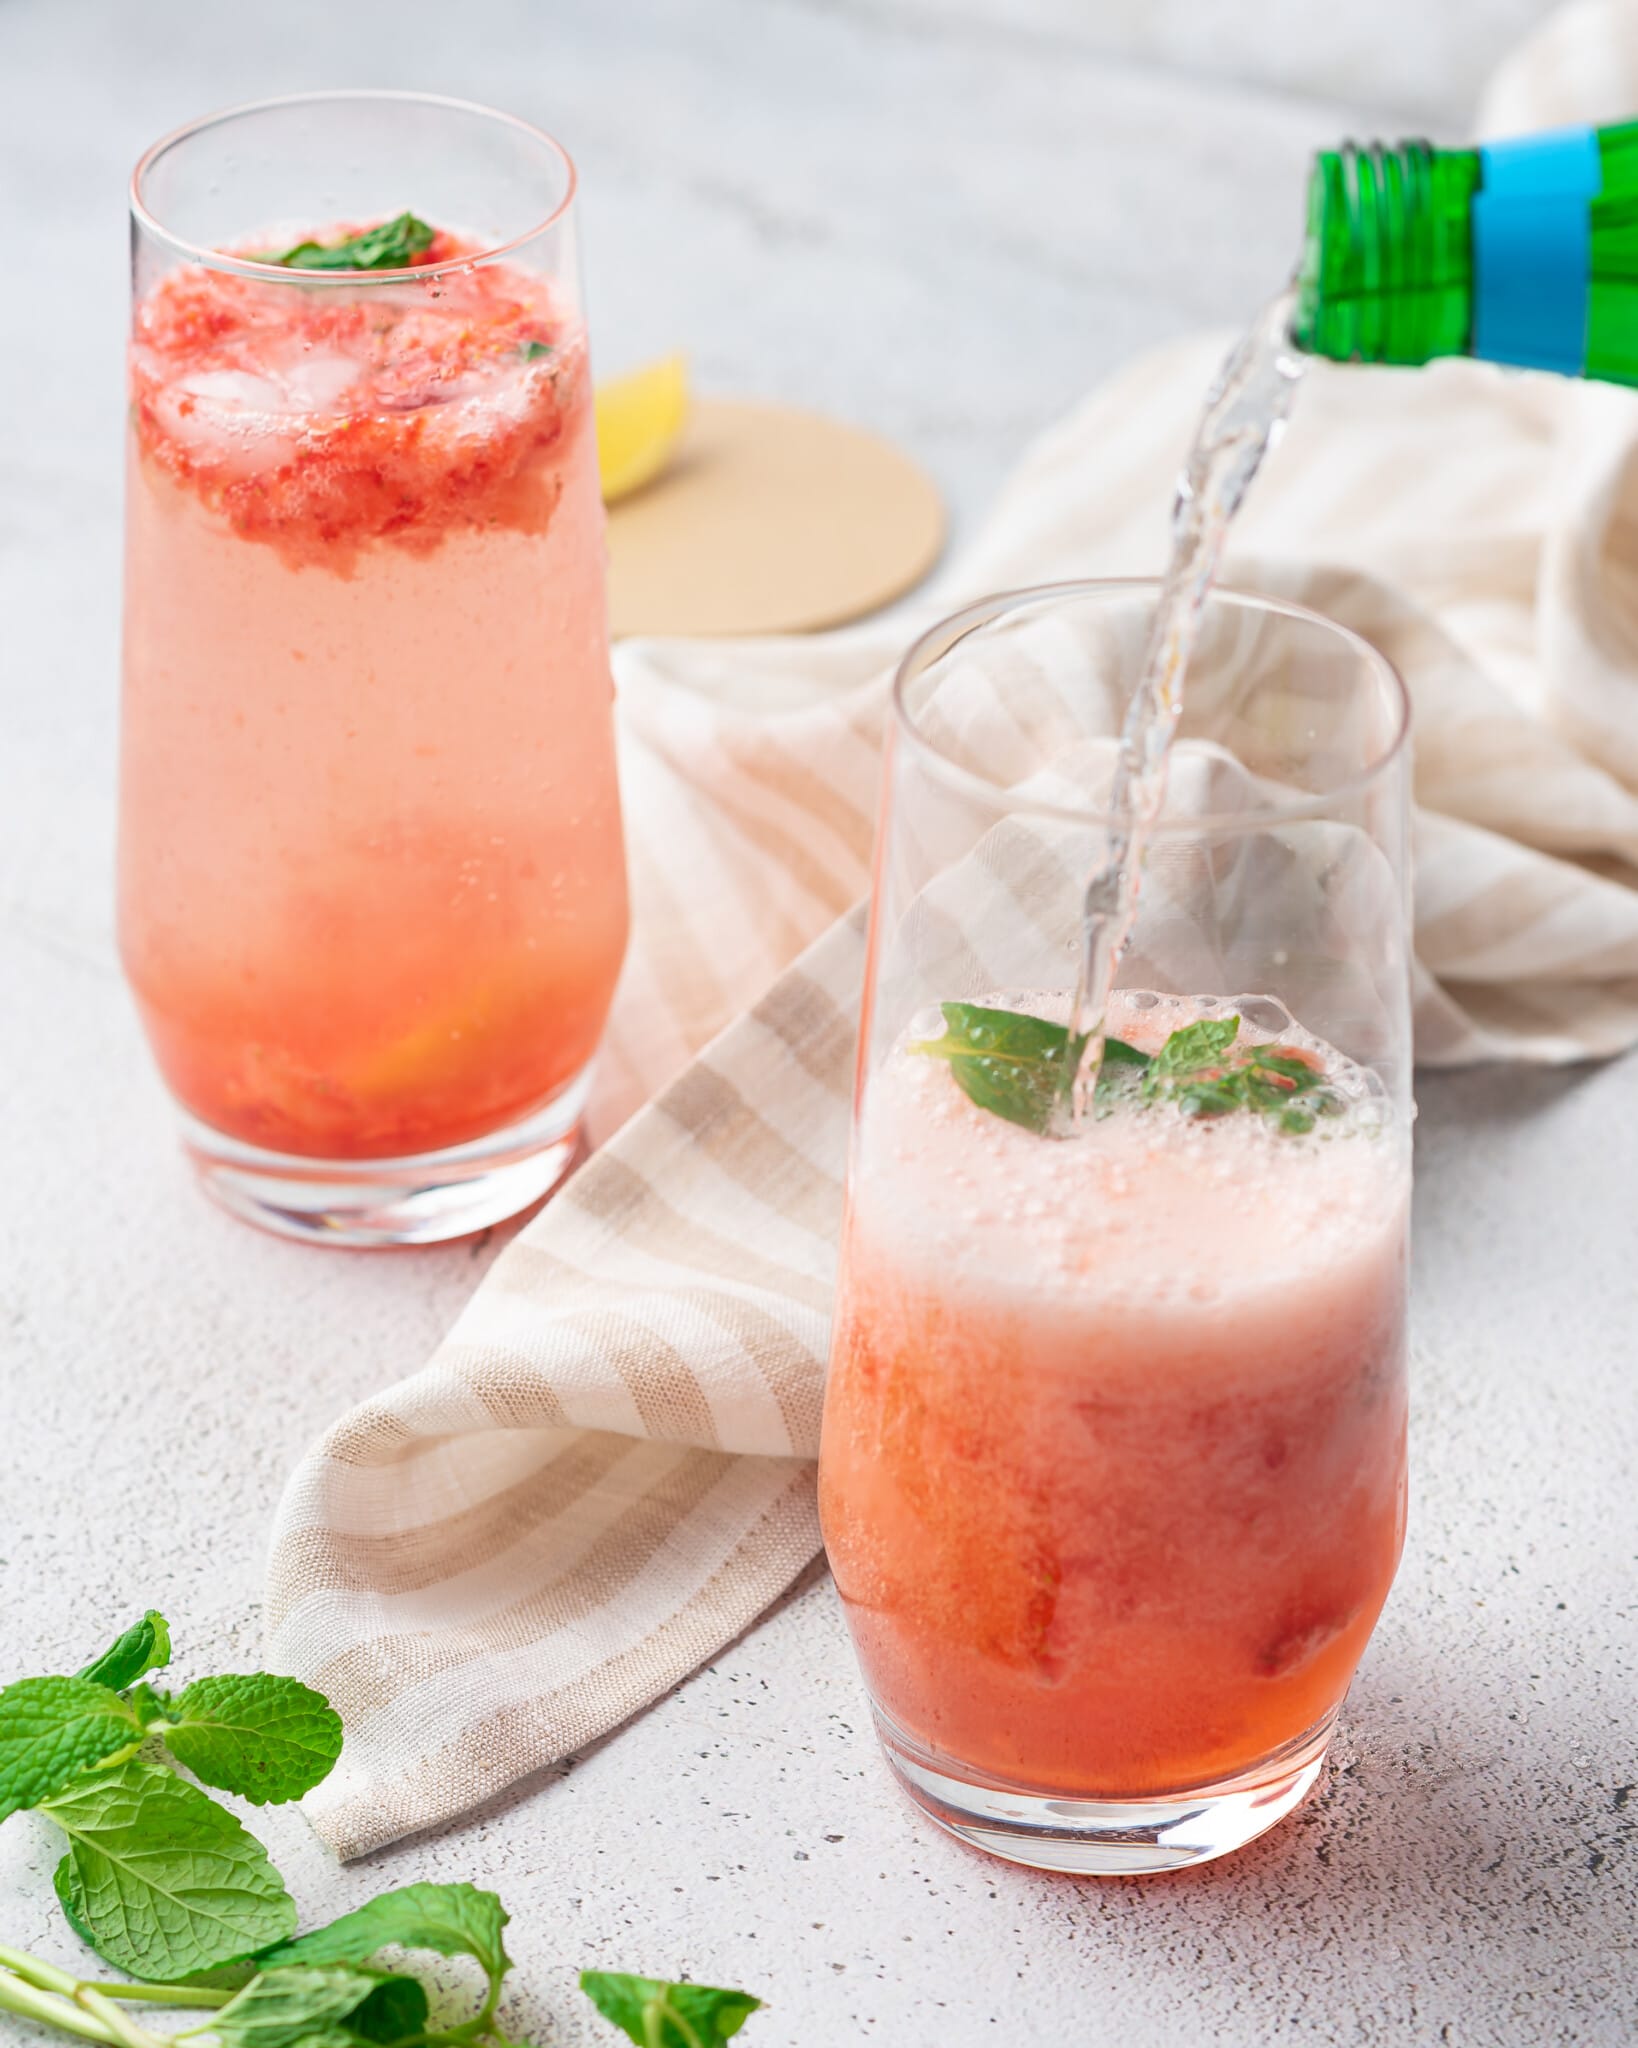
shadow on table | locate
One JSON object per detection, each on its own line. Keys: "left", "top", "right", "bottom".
{"left": 1045, "top": 1634, "right": 1632, "bottom": 2035}
{"left": 1413, "top": 1058, "right": 1598, "bottom": 1135}
{"left": 360, "top": 1553, "right": 835, "bottom": 1867}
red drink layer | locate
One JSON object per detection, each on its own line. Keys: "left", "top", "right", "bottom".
{"left": 120, "top": 235, "right": 627, "bottom": 1159}
{"left": 820, "top": 993, "right": 1409, "bottom": 1801}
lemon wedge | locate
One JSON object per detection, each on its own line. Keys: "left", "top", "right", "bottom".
{"left": 595, "top": 354, "right": 689, "bottom": 504}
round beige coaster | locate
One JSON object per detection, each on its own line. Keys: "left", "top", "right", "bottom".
{"left": 605, "top": 397, "right": 946, "bottom": 639}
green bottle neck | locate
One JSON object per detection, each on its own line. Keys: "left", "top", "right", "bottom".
{"left": 1294, "top": 122, "right": 1638, "bottom": 386}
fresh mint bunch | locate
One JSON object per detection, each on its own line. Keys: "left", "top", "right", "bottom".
{"left": 0, "top": 1613, "right": 764, "bottom": 2048}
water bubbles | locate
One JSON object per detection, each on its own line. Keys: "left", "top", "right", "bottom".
{"left": 1234, "top": 995, "right": 1294, "bottom": 1034}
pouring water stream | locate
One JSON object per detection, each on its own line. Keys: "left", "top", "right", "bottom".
{"left": 1057, "top": 291, "right": 1307, "bottom": 1132}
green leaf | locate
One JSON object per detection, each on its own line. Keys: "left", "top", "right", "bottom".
{"left": 157, "top": 1675, "right": 343, "bottom": 1806}
{"left": 0, "top": 1677, "right": 142, "bottom": 1821}
{"left": 51, "top": 1860, "right": 98, "bottom": 1949}
{"left": 1099, "top": 1035, "right": 1151, "bottom": 1070}
{"left": 196, "top": 1964, "right": 424, "bottom": 2048}
{"left": 580, "top": 1973, "right": 762, "bottom": 2048}
{"left": 519, "top": 340, "right": 554, "bottom": 361}
{"left": 258, "top": 213, "right": 435, "bottom": 272}
{"left": 260, "top": 1883, "right": 511, "bottom": 2005}
{"left": 1146, "top": 1013, "right": 1240, "bottom": 1082}
{"left": 348, "top": 1975, "right": 430, "bottom": 2044}
{"left": 209, "top": 1967, "right": 383, "bottom": 2048}
{"left": 911, "top": 1002, "right": 1084, "bottom": 1136}
{"left": 126, "top": 1682, "right": 176, "bottom": 1729}
{"left": 912, "top": 1002, "right": 1153, "bottom": 1134}
{"left": 41, "top": 1759, "right": 295, "bottom": 1979}
{"left": 77, "top": 1613, "right": 172, "bottom": 1692}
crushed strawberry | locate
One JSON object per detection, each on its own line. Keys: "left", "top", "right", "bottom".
{"left": 129, "top": 234, "right": 588, "bottom": 572}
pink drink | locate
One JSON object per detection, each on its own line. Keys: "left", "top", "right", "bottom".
{"left": 820, "top": 992, "right": 1409, "bottom": 1799}
{"left": 120, "top": 235, "right": 627, "bottom": 1161}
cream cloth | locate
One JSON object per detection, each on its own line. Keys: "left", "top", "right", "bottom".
{"left": 268, "top": 3, "right": 1638, "bottom": 1856}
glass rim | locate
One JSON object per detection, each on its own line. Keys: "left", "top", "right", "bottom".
{"left": 890, "top": 576, "right": 1412, "bottom": 833}
{"left": 129, "top": 89, "right": 578, "bottom": 285}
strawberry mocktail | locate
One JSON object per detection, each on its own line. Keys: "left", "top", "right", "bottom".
{"left": 121, "top": 100, "right": 627, "bottom": 1241}
{"left": 821, "top": 992, "right": 1409, "bottom": 1849}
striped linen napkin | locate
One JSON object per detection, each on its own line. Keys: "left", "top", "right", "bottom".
{"left": 267, "top": 2, "right": 1638, "bottom": 1857}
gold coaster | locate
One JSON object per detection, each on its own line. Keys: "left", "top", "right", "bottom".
{"left": 605, "top": 397, "right": 946, "bottom": 639}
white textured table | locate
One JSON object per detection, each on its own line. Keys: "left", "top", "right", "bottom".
{"left": 1, "top": 2, "right": 1631, "bottom": 2043}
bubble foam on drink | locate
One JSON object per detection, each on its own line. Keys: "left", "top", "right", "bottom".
{"left": 862, "top": 987, "right": 1407, "bottom": 1324}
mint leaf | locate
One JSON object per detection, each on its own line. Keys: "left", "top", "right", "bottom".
{"left": 0, "top": 1677, "right": 142, "bottom": 1820}
{"left": 77, "top": 1612, "right": 171, "bottom": 1691}
{"left": 50, "top": 1861, "right": 98, "bottom": 1950}
{"left": 42, "top": 1759, "right": 295, "bottom": 1979}
{"left": 259, "top": 213, "right": 435, "bottom": 272}
{"left": 580, "top": 1972, "right": 761, "bottom": 2047}
{"left": 348, "top": 1975, "right": 431, "bottom": 2044}
{"left": 1146, "top": 1013, "right": 1240, "bottom": 1081}
{"left": 158, "top": 1675, "right": 342, "bottom": 1805}
{"left": 519, "top": 340, "right": 554, "bottom": 361}
{"left": 126, "top": 1681, "right": 175, "bottom": 1729}
{"left": 912, "top": 1002, "right": 1149, "bottom": 1135}
{"left": 911, "top": 1002, "right": 1084, "bottom": 1135}
{"left": 1099, "top": 1035, "right": 1151, "bottom": 1070}
{"left": 261, "top": 1883, "right": 512, "bottom": 2005}
{"left": 209, "top": 1966, "right": 384, "bottom": 2048}
{"left": 1138, "top": 1019, "right": 1343, "bottom": 1131}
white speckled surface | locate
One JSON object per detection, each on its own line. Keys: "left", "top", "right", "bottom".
{"left": 0, "top": 1, "right": 1632, "bottom": 2042}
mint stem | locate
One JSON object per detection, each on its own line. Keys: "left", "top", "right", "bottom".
{"left": 0, "top": 1946, "right": 222, "bottom": 2047}
{"left": 0, "top": 1944, "right": 77, "bottom": 1994}
{"left": 89, "top": 1984, "right": 230, "bottom": 2008}
{"left": 73, "top": 1987, "right": 166, "bottom": 2048}
{"left": 0, "top": 1969, "right": 123, "bottom": 2046}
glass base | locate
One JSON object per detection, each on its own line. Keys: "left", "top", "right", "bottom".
{"left": 874, "top": 1705, "right": 1335, "bottom": 1875}
{"left": 179, "top": 1066, "right": 593, "bottom": 1248}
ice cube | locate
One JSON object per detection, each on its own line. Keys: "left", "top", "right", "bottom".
{"left": 275, "top": 352, "right": 361, "bottom": 412}
{"left": 179, "top": 367, "right": 285, "bottom": 412}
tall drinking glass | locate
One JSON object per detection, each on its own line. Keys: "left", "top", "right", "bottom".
{"left": 121, "top": 94, "right": 628, "bottom": 1245}
{"left": 819, "top": 581, "right": 1413, "bottom": 1873}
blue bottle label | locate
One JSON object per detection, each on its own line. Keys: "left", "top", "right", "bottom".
{"left": 1473, "top": 125, "right": 1602, "bottom": 375}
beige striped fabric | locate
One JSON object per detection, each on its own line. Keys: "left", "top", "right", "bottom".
{"left": 267, "top": 5, "right": 1638, "bottom": 1856}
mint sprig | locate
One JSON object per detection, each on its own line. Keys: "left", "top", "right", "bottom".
{"left": 915, "top": 1001, "right": 1341, "bottom": 1136}
{"left": 0, "top": 1612, "right": 763, "bottom": 2048}
{"left": 256, "top": 213, "right": 435, "bottom": 272}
